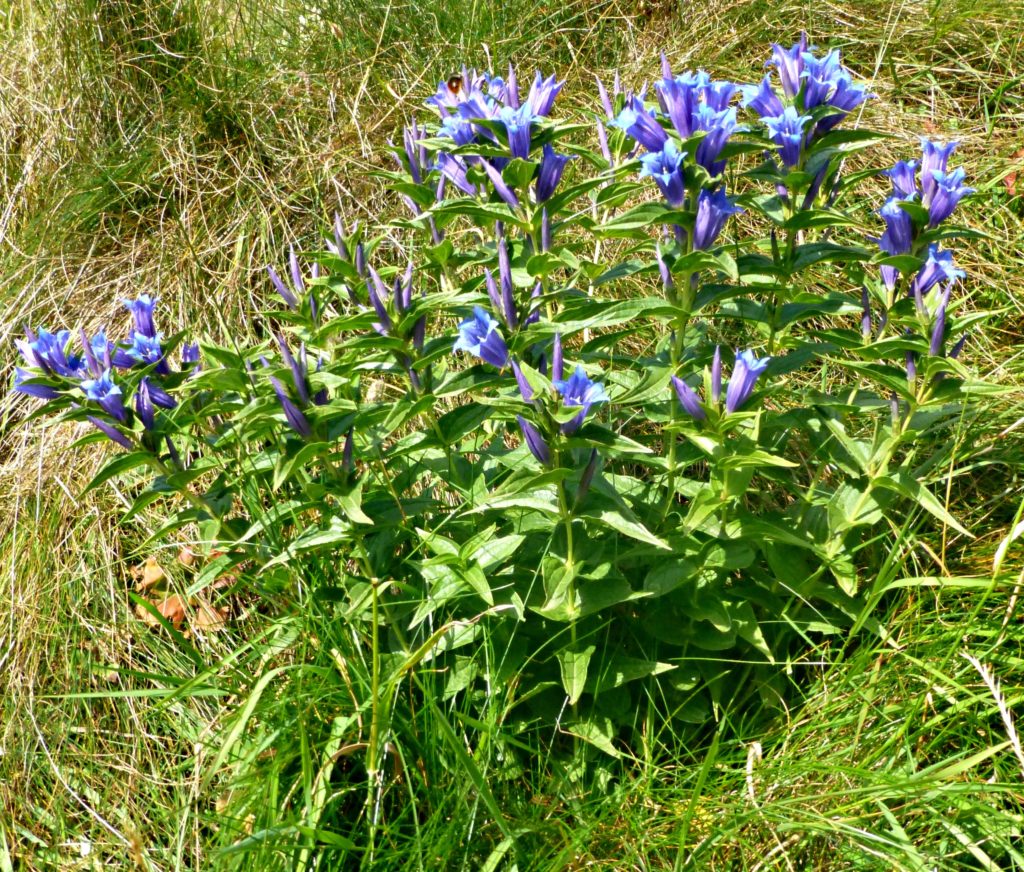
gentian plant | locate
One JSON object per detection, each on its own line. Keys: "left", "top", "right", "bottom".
{"left": 10, "top": 41, "right": 987, "bottom": 830}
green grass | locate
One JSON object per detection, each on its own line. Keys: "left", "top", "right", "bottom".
{"left": 2, "top": 0, "right": 1024, "bottom": 868}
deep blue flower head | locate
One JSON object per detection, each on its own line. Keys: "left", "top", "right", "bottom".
{"left": 114, "top": 331, "right": 169, "bottom": 375}
{"left": 553, "top": 365, "right": 609, "bottom": 434}
{"left": 135, "top": 379, "right": 155, "bottom": 430}
{"left": 763, "top": 107, "right": 812, "bottom": 167}
{"left": 920, "top": 140, "right": 958, "bottom": 204}
{"left": 15, "top": 328, "right": 84, "bottom": 379}
{"left": 440, "top": 114, "right": 476, "bottom": 147}
{"left": 878, "top": 197, "right": 914, "bottom": 255}
{"left": 911, "top": 245, "right": 965, "bottom": 299}
{"left": 671, "top": 375, "right": 706, "bottom": 421}
{"left": 81, "top": 368, "right": 127, "bottom": 422}
{"left": 767, "top": 33, "right": 809, "bottom": 99}
{"left": 703, "top": 80, "right": 737, "bottom": 112}
{"left": 124, "top": 294, "right": 158, "bottom": 338}
{"left": 927, "top": 168, "right": 973, "bottom": 225}
{"left": 498, "top": 103, "right": 538, "bottom": 159}
{"left": 525, "top": 71, "right": 563, "bottom": 117}
{"left": 435, "top": 153, "right": 477, "bottom": 196}
{"left": 453, "top": 306, "right": 509, "bottom": 369}
{"left": 536, "top": 145, "right": 571, "bottom": 202}
{"left": 611, "top": 97, "right": 669, "bottom": 152}
{"left": 886, "top": 160, "right": 919, "bottom": 199}
{"left": 639, "top": 140, "right": 686, "bottom": 207}
{"left": 517, "top": 415, "right": 551, "bottom": 465}
{"left": 426, "top": 67, "right": 490, "bottom": 111}
{"left": 724, "top": 349, "right": 770, "bottom": 413}
{"left": 655, "top": 72, "right": 700, "bottom": 138}
{"left": 13, "top": 368, "right": 61, "bottom": 399}
{"left": 269, "top": 375, "right": 312, "bottom": 438}
{"left": 693, "top": 104, "right": 738, "bottom": 176}
{"left": 799, "top": 49, "right": 844, "bottom": 110}
{"left": 739, "top": 76, "right": 784, "bottom": 119}
{"left": 693, "top": 188, "right": 744, "bottom": 250}
{"left": 814, "top": 75, "right": 871, "bottom": 133}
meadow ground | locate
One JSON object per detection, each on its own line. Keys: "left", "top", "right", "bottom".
{"left": 1, "top": 0, "right": 1023, "bottom": 868}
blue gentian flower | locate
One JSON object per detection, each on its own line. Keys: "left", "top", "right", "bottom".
{"left": 878, "top": 197, "right": 914, "bottom": 255}
{"left": 611, "top": 97, "right": 669, "bottom": 152}
{"left": 426, "top": 67, "right": 490, "bottom": 110}
{"left": 536, "top": 145, "right": 571, "bottom": 202}
{"left": 453, "top": 306, "right": 509, "bottom": 369}
{"left": 886, "top": 160, "right": 919, "bottom": 198}
{"left": 639, "top": 140, "right": 686, "bottom": 207}
{"left": 671, "top": 375, "right": 706, "bottom": 421}
{"left": 724, "top": 349, "right": 770, "bottom": 413}
{"left": 910, "top": 245, "right": 965, "bottom": 299}
{"left": 739, "top": 76, "right": 784, "bottom": 119}
{"left": 13, "top": 368, "right": 61, "bottom": 399}
{"left": 114, "top": 332, "right": 170, "bottom": 376}
{"left": 692, "top": 188, "right": 744, "bottom": 250}
{"left": 711, "top": 346, "right": 722, "bottom": 404}
{"left": 763, "top": 107, "right": 812, "bottom": 167}
{"left": 517, "top": 415, "right": 551, "bottom": 465}
{"left": 693, "top": 104, "right": 738, "bottom": 176}
{"left": 269, "top": 376, "right": 312, "bottom": 438}
{"left": 524, "top": 71, "right": 563, "bottom": 117}
{"left": 655, "top": 71, "right": 700, "bottom": 138}
{"left": 135, "top": 379, "right": 155, "bottom": 430}
{"left": 768, "top": 34, "right": 809, "bottom": 100}
{"left": 435, "top": 153, "right": 478, "bottom": 196}
{"left": 929, "top": 284, "right": 953, "bottom": 357}
{"left": 799, "top": 50, "right": 844, "bottom": 110}
{"left": 124, "top": 294, "right": 158, "bottom": 338}
{"left": 553, "top": 365, "right": 609, "bottom": 434}
{"left": 15, "top": 328, "right": 84, "bottom": 379}
{"left": 481, "top": 159, "right": 520, "bottom": 207}
{"left": 86, "top": 415, "right": 133, "bottom": 449}
{"left": 927, "top": 168, "right": 973, "bottom": 225}
{"left": 920, "top": 140, "right": 958, "bottom": 205}
{"left": 81, "top": 369, "right": 127, "bottom": 422}
{"left": 498, "top": 103, "right": 537, "bottom": 158}
{"left": 814, "top": 74, "right": 871, "bottom": 133}
{"left": 703, "top": 80, "right": 737, "bottom": 112}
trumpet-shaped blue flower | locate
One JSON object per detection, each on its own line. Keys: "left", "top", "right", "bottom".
{"left": 536, "top": 145, "right": 571, "bottom": 202}
{"left": 15, "top": 328, "right": 84, "bottom": 379}
{"left": 693, "top": 104, "right": 738, "bottom": 176}
{"left": 639, "top": 140, "right": 686, "bottom": 207}
{"left": 927, "top": 168, "right": 973, "bottom": 226}
{"left": 724, "top": 349, "right": 770, "bottom": 413}
{"left": 799, "top": 50, "right": 844, "bottom": 110}
{"left": 768, "top": 34, "right": 808, "bottom": 100}
{"left": 920, "top": 140, "right": 958, "bottom": 205}
{"left": 453, "top": 306, "right": 509, "bottom": 369}
{"left": 693, "top": 188, "right": 744, "bottom": 250}
{"left": 81, "top": 369, "right": 127, "bottom": 422}
{"left": 525, "top": 71, "right": 563, "bottom": 117}
{"left": 739, "top": 75, "right": 784, "bottom": 120}
{"left": 553, "top": 365, "right": 609, "bottom": 434}
{"left": 516, "top": 415, "right": 551, "bottom": 465}
{"left": 498, "top": 103, "right": 537, "bottom": 159}
{"left": 886, "top": 160, "right": 919, "bottom": 198}
{"left": 13, "top": 368, "right": 61, "bottom": 399}
{"left": 113, "top": 331, "right": 170, "bottom": 376}
{"left": 124, "top": 294, "right": 158, "bottom": 338}
{"left": 611, "top": 97, "right": 669, "bottom": 152}
{"left": 671, "top": 376, "right": 706, "bottom": 420}
{"left": 910, "top": 245, "right": 965, "bottom": 299}
{"left": 763, "top": 106, "right": 812, "bottom": 167}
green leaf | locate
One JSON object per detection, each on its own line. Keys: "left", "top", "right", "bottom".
{"left": 874, "top": 472, "right": 972, "bottom": 537}
{"left": 558, "top": 644, "right": 596, "bottom": 705}
{"left": 565, "top": 716, "right": 621, "bottom": 758}
{"left": 587, "top": 655, "right": 675, "bottom": 694}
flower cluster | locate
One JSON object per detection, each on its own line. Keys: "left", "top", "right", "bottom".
{"left": 13, "top": 296, "right": 191, "bottom": 447}
{"left": 671, "top": 347, "right": 771, "bottom": 421}
{"left": 741, "top": 34, "right": 873, "bottom": 167}
{"left": 401, "top": 64, "right": 570, "bottom": 211}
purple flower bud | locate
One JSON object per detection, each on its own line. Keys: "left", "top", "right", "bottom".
{"left": 525, "top": 71, "right": 563, "bottom": 117}
{"left": 12, "top": 368, "right": 61, "bottom": 399}
{"left": 920, "top": 140, "right": 958, "bottom": 205}
{"left": 331, "top": 213, "right": 350, "bottom": 261}
{"left": 289, "top": 246, "right": 305, "bottom": 295}
{"left": 693, "top": 188, "right": 744, "bottom": 250}
{"left": 596, "top": 75, "right": 614, "bottom": 120}
{"left": 87, "top": 415, "right": 134, "bottom": 449}
{"left": 343, "top": 428, "right": 354, "bottom": 471}
{"left": 724, "top": 349, "right": 770, "bottom": 413}
{"left": 269, "top": 375, "right": 312, "bottom": 438}
{"left": 657, "top": 248, "right": 673, "bottom": 293}
{"left": 277, "top": 334, "right": 311, "bottom": 406}
{"left": 577, "top": 448, "right": 599, "bottom": 503}
{"left": 525, "top": 282, "right": 542, "bottom": 326}
{"left": 595, "top": 120, "right": 611, "bottom": 163}
{"left": 536, "top": 145, "right": 571, "bottom": 202}
{"left": 482, "top": 159, "right": 520, "bottom": 208}
{"left": 552, "top": 334, "right": 564, "bottom": 383}
{"left": 768, "top": 33, "right": 808, "bottom": 100}
{"left": 511, "top": 360, "right": 534, "bottom": 401}
{"left": 124, "top": 295, "right": 158, "bottom": 338}
{"left": 861, "top": 287, "right": 872, "bottom": 339}
{"left": 671, "top": 375, "right": 707, "bottom": 420}
{"left": 541, "top": 208, "right": 552, "bottom": 252}
{"left": 711, "top": 346, "right": 722, "bottom": 404}
{"left": 366, "top": 267, "right": 393, "bottom": 334}
{"left": 136, "top": 379, "right": 155, "bottom": 430}
{"left": 355, "top": 242, "right": 366, "bottom": 278}
{"left": 517, "top": 415, "right": 551, "bottom": 466}
{"left": 497, "top": 238, "right": 518, "bottom": 329}
{"left": 906, "top": 350, "right": 917, "bottom": 384}
{"left": 506, "top": 63, "right": 520, "bottom": 109}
